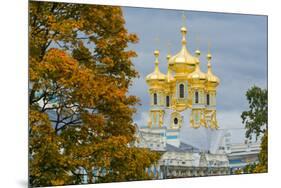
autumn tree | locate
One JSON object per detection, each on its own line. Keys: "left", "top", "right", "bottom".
{"left": 253, "top": 130, "right": 268, "bottom": 173}
{"left": 29, "top": 1, "right": 160, "bottom": 187}
{"left": 241, "top": 86, "right": 268, "bottom": 173}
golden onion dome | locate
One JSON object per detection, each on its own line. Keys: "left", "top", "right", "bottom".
{"left": 168, "top": 26, "right": 197, "bottom": 66}
{"left": 146, "top": 50, "right": 166, "bottom": 82}
{"left": 187, "top": 51, "right": 207, "bottom": 81}
{"left": 206, "top": 52, "right": 220, "bottom": 84}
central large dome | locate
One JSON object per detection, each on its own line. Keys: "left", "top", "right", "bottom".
{"left": 168, "top": 26, "right": 197, "bottom": 74}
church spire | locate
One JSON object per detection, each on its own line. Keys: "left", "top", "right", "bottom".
{"left": 195, "top": 35, "right": 201, "bottom": 57}
{"left": 207, "top": 42, "right": 213, "bottom": 74}
{"left": 154, "top": 50, "right": 160, "bottom": 73}
{"left": 146, "top": 49, "right": 166, "bottom": 82}
{"left": 166, "top": 41, "right": 171, "bottom": 61}
{"left": 167, "top": 11, "right": 197, "bottom": 73}
{"left": 154, "top": 37, "right": 161, "bottom": 73}
{"left": 166, "top": 42, "right": 175, "bottom": 83}
{"left": 206, "top": 43, "right": 220, "bottom": 84}
{"left": 181, "top": 11, "right": 187, "bottom": 47}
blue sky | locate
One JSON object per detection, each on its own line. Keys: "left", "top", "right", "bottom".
{"left": 122, "top": 7, "right": 267, "bottom": 133}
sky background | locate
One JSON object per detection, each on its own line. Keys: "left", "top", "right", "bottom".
{"left": 122, "top": 7, "right": 267, "bottom": 141}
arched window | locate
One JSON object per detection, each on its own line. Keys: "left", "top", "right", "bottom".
{"left": 195, "top": 91, "right": 199, "bottom": 104}
{"left": 153, "top": 93, "right": 157, "bottom": 105}
{"left": 166, "top": 96, "right": 170, "bottom": 107}
{"left": 179, "top": 84, "right": 184, "bottom": 98}
{"left": 174, "top": 117, "right": 178, "bottom": 125}
{"left": 206, "top": 93, "right": 210, "bottom": 105}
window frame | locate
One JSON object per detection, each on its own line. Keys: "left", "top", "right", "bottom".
{"left": 195, "top": 91, "right": 199, "bottom": 104}
{"left": 153, "top": 93, "right": 157, "bottom": 105}
{"left": 174, "top": 117, "right": 178, "bottom": 125}
{"left": 206, "top": 93, "right": 210, "bottom": 105}
{"left": 179, "top": 83, "right": 185, "bottom": 98}
{"left": 166, "top": 95, "right": 170, "bottom": 107}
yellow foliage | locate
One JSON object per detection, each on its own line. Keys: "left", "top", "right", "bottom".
{"left": 29, "top": 1, "right": 158, "bottom": 187}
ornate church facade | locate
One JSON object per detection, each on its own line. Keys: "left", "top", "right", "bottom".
{"left": 146, "top": 26, "right": 219, "bottom": 134}
{"left": 79, "top": 15, "right": 262, "bottom": 183}
{"left": 134, "top": 16, "right": 231, "bottom": 178}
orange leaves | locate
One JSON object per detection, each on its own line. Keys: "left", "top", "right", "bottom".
{"left": 29, "top": 108, "right": 53, "bottom": 134}
{"left": 34, "top": 48, "right": 104, "bottom": 108}
{"left": 29, "top": 58, "right": 41, "bottom": 82}
{"left": 29, "top": 109, "right": 74, "bottom": 186}
{"left": 100, "top": 57, "right": 114, "bottom": 67}
{"left": 50, "top": 179, "right": 65, "bottom": 186}
{"left": 115, "top": 87, "right": 126, "bottom": 99}
{"left": 42, "top": 48, "right": 77, "bottom": 70}
{"left": 29, "top": 2, "right": 160, "bottom": 186}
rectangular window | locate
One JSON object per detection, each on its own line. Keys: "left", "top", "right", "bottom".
{"left": 153, "top": 93, "right": 157, "bottom": 105}
{"left": 179, "top": 84, "right": 184, "bottom": 98}
{"left": 195, "top": 91, "right": 199, "bottom": 104}
{"left": 166, "top": 96, "right": 170, "bottom": 107}
{"left": 206, "top": 93, "right": 210, "bottom": 105}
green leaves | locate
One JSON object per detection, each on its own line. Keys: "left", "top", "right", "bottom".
{"left": 241, "top": 86, "right": 268, "bottom": 173}
{"left": 241, "top": 86, "right": 267, "bottom": 140}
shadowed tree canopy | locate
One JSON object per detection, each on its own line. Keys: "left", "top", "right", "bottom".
{"left": 240, "top": 86, "right": 268, "bottom": 173}
{"left": 29, "top": 1, "right": 160, "bottom": 187}
{"left": 241, "top": 86, "right": 267, "bottom": 140}
{"left": 254, "top": 130, "right": 268, "bottom": 173}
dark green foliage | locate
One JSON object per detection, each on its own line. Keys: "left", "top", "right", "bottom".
{"left": 241, "top": 86, "right": 267, "bottom": 140}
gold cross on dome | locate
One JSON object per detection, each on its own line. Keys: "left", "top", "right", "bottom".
{"left": 182, "top": 11, "right": 186, "bottom": 27}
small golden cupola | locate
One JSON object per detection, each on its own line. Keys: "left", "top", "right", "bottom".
{"left": 146, "top": 50, "right": 167, "bottom": 83}
{"left": 205, "top": 50, "right": 219, "bottom": 129}
{"left": 206, "top": 52, "right": 220, "bottom": 86}
{"left": 187, "top": 50, "right": 207, "bottom": 82}
{"left": 188, "top": 49, "right": 208, "bottom": 128}
{"left": 168, "top": 24, "right": 197, "bottom": 75}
